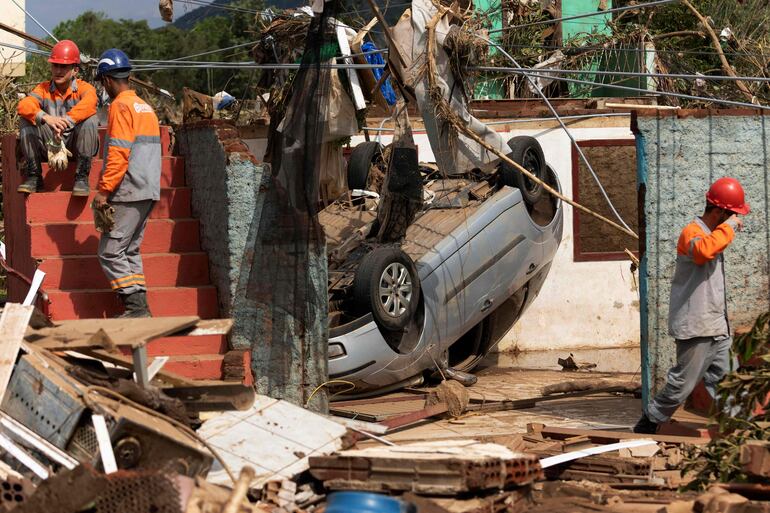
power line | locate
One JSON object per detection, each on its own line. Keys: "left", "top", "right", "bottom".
{"left": 495, "top": 42, "right": 770, "bottom": 59}
{"left": 472, "top": 66, "right": 770, "bottom": 83}
{"left": 133, "top": 47, "right": 387, "bottom": 67}
{"left": 476, "top": 34, "right": 635, "bottom": 232}
{"left": 175, "top": 0, "right": 265, "bottom": 16}
{"left": 490, "top": 0, "right": 680, "bottom": 34}
{"left": 132, "top": 62, "right": 386, "bottom": 71}
{"left": 9, "top": 0, "right": 58, "bottom": 42}
{"left": 0, "top": 41, "right": 49, "bottom": 57}
{"left": 133, "top": 40, "right": 260, "bottom": 66}
{"left": 497, "top": 67, "right": 769, "bottom": 110}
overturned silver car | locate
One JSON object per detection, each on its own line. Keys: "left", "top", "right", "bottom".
{"left": 321, "top": 136, "right": 563, "bottom": 393}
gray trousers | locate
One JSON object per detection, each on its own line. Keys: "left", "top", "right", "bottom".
{"left": 646, "top": 335, "right": 733, "bottom": 423}
{"left": 19, "top": 115, "right": 99, "bottom": 164}
{"left": 98, "top": 200, "right": 155, "bottom": 295}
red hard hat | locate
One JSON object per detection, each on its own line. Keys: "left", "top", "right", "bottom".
{"left": 706, "top": 177, "right": 750, "bottom": 215}
{"left": 48, "top": 40, "right": 80, "bottom": 65}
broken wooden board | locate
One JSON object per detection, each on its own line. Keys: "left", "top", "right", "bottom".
{"left": 528, "top": 424, "right": 708, "bottom": 445}
{"left": 0, "top": 304, "right": 34, "bottom": 401}
{"left": 25, "top": 316, "right": 200, "bottom": 350}
{"left": 309, "top": 440, "right": 543, "bottom": 495}
{"left": 83, "top": 349, "right": 199, "bottom": 388}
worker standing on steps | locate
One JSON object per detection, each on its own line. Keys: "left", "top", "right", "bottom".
{"left": 92, "top": 49, "right": 161, "bottom": 318}
{"left": 17, "top": 40, "right": 98, "bottom": 195}
{"left": 634, "top": 177, "right": 749, "bottom": 434}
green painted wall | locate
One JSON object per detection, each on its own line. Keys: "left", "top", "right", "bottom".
{"left": 473, "top": 0, "right": 504, "bottom": 99}
{"left": 561, "top": 0, "right": 613, "bottom": 44}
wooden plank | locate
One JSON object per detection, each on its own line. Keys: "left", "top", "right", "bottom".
{"left": 26, "top": 316, "right": 200, "bottom": 350}
{"left": 529, "top": 424, "right": 707, "bottom": 445}
{"left": 0, "top": 304, "right": 34, "bottom": 401}
{"left": 84, "top": 349, "right": 199, "bottom": 388}
{"left": 187, "top": 319, "right": 233, "bottom": 336}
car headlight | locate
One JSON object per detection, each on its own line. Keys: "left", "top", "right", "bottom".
{"left": 329, "top": 343, "right": 346, "bottom": 359}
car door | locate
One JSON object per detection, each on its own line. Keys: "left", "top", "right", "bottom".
{"left": 466, "top": 187, "right": 545, "bottom": 326}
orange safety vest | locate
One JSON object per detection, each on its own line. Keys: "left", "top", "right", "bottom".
{"left": 99, "top": 90, "right": 161, "bottom": 202}
{"left": 17, "top": 78, "right": 97, "bottom": 126}
{"left": 668, "top": 217, "right": 737, "bottom": 340}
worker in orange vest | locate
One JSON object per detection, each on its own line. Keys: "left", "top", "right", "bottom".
{"left": 92, "top": 49, "right": 161, "bottom": 318}
{"left": 634, "top": 177, "right": 748, "bottom": 434}
{"left": 17, "top": 39, "right": 98, "bottom": 195}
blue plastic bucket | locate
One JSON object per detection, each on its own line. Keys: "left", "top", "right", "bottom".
{"left": 326, "top": 491, "right": 416, "bottom": 513}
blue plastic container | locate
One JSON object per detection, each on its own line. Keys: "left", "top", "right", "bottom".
{"left": 326, "top": 491, "right": 416, "bottom": 513}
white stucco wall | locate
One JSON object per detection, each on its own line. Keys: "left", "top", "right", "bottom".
{"left": 0, "top": 0, "right": 26, "bottom": 77}
{"left": 350, "top": 123, "right": 641, "bottom": 352}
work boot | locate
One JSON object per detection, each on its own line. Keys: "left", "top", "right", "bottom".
{"left": 17, "top": 158, "right": 43, "bottom": 193}
{"left": 72, "top": 156, "right": 91, "bottom": 196}
{"left": 632, "top": 413, "right": 659, "bottom": 434}
{"left": 116, "top": 291, "right": 152, "bottom": 318}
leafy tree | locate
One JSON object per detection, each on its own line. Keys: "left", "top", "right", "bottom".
{"left": 29, "top": 2, "right": 266, "bottom": 99}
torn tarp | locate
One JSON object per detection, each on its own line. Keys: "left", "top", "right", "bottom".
{"left": 410, "top": 0, "right": 509, "bottom": 175}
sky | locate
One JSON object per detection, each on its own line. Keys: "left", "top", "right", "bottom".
{"left": 23, "top": 0, "right": 178, "bottom": 37}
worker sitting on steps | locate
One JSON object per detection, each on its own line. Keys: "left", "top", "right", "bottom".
{"left": 634, "top": 177, "right": 748, "bottom": 434}
{"left": 92, "top": 49, "right": 161, "bottom": 318}
{"left": 17, "top": 39, "right": 98, "bottom": 195}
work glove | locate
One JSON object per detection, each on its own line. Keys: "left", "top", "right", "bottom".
{"left": 91, "top": 200, "right": 116, "bottom": 233}
{"left": 46, "top": 138, "right": 72, "bottom": 172}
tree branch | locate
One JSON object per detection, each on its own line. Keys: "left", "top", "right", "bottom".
{"left": 680, "top": 0, "right": 756, "bottom": 104}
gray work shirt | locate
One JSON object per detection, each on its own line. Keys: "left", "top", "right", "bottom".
{"left": 668, "top": 217, "right": 738, "bottom": 340}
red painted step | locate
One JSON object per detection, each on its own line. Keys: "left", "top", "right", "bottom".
{"left": 39, "top": 156, "right": 184, "bottom": 191}
{"left": 26, "top": 187, "right": 192, "bottom": 223}
{"left": 38, "top": 252, "right": 210, "bottom": 289}
{"left": 30, "top": 218, "right": 201, "bottom": 257}
{"left": 163, "top": 355, "right": 225, "bottom": 381}
{"left": 45, "top": 285, "right": 220, "bottom": 320}
{"left": 162, "top": 352, "right": 253, "bottom": 384}
{"left": 145, "top": 335, "right": 228, "bottom": 357}
{"left": 117, "top": 335, "right": 227, "bottom": 357}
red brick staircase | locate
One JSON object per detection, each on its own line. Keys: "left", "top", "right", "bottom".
{"left": 1, "top": 127, "right": 246, "bottom": 382}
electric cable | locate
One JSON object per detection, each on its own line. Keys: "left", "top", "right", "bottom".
{"left": 471, "top": 66, "right": 770, "bottom": 83}
{"left": 485, "top": 66, "right": 770, "bottom": 110}
{"left": 476, "top": 34, "right": 636, "bottom": 232}
{"left": 490, "top": 0, "right": 680, "bottom": 33}
{"left": 9, "top": 0, "right": 58, "bottom": 42}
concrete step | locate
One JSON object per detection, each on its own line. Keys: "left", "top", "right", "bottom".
{"left": 45, "top": 285, "right": 219, "bottom": 320}
{"left": 96, "top": 125, "right": 172, "bottom": 158}
{"left": 38, "top": 156, "right": 184, "bottom": 191}
{"left": 26, "top": 187, "right": 192, "bottom": 223}
{"left": 38, "top": 252, "right": 210, "bottom": 289}
{"left": 30, "top": 218, "right": 201, "bottom": 257}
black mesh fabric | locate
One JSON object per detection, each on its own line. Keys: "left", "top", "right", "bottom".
{"left": 245, "top": 1, "right": 342, "bottom": 411}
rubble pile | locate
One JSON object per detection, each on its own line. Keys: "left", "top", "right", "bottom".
{"left": 0, "top": 304, "right": 768, "bottom": 513}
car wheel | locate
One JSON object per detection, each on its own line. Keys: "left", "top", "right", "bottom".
{"left": 500, "top": 136, "right": 545, "bottom": 206}
{"left": 353, "top": 246, "right": 420, "bottom": 331}
{"left": 347, "top": 141, "right": 383, "bottom": 191}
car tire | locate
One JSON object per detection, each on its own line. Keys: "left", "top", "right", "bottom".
{"left": 347, "top": 141, "right": 383, "bottom": 191}
{"left": 500, "top": 136, "right": 545, "bottom": 206}
{"left": 353, "top": 246, "right": 420, "bottom": 331}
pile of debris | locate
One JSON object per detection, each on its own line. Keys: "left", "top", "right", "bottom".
{"left": 1, "top": 301, "right": 770, "bottom": 512}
